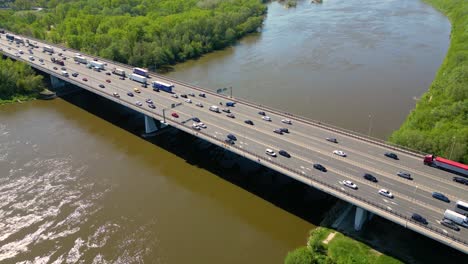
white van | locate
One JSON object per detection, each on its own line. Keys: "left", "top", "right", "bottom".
{"left": 61, "top": 71, "right": 69, "bottom": 77}
{"left": 209, "top": 106, "right": 220, "bottom": 113}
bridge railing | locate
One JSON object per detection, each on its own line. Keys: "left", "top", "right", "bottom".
{"left": 7, "top": 30, "right": 428, "bottom": 158}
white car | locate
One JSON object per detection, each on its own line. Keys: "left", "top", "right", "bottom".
{"left": 196, "top": 102, "right": 203, "bottom": 107}
{"left": 333, "top": 150, "right": 347, "bottom": 157}
{"left": 185, "top": 99, "right": 192, "bottom": 103}
{"left": 172, "top": 94, "right": 178, "bottom": 98}
{"left": 281, "top": 119, "right": 292, "bottom": 125}
{"left": 197, "top": 122, "right": 207, "bottom": 128}
{"left": 265, "top": 149, "right": 276, "bottom": 157}
{"left": 262, "top": 116, "right": 272, "bottom": 121}
{"left": 192, "top": 123, "right": 201, "bottom": 130}
{"left": 342, "top": 180, "right": 357, "bottom": 189}
{"left": 135, "top": 101, "right": 142, "bottom": 106}
{"left": 378, "top": 189, "right": 394, "bottom": 198}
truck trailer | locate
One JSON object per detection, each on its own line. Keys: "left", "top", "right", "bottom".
{"left": 152, "top": 81, "right": 174, "bottom": 93}
{"left": 51, "top": 57, "right": 64, "bottom": 66}
{"left": 112, "top": 68, "right": 126, "bottom": 77}
{"left": 133, "top": 67, "right": 148, "bottom": 77}
{"left": 73, "top": 55, "right": 87, "bottom": 64}
{"left": 43, "top": 45, "right": 54, "bottom": 53}
{"left": 90, "top": 61, "right": 105, "bottom": 70}
{"left": 424, "top": 155, "right": 468, "bottom": 176}
{"left": 129, "top": 74, "right": 147, "bottom": 84}
{"left": 14, "top": 37, "right": 24, "bottom": 44}
{"left": 444, "top": 209, "right": 468, "bottom": 227}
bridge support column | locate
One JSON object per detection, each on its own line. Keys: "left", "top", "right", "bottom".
{"left": 144, "top": 115, "right": 158, "bottom": 134}
{"left": 50, "top": 75, "right": 65, "bottom": 88}
{"left": 354, "top": 206, "right": 368, "bottom": 231}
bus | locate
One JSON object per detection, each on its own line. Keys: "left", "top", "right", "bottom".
{"left": 455, "top": 200, "right": 468, "bottom": 216}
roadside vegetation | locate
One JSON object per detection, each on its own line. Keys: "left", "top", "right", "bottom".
{"left": 285, "top": 227, "right": 401, "bottom": 264}
{"left": 389, "top": 0, "right": 468, "bottom": 163}
{"left": 0, "top": 58, "right": 44, "bottom": 104}
{"left": 0, "top": 0, "right": 266, "bottom": 70}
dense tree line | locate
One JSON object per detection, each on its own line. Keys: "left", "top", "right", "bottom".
{"left": 0, "top": 58, "right": 44, "bottom": 101}
{"left": 390, "top": 0, "right": 468, "bottom": 163}
{"left": 0, "top": 0, "right": 266, "bottom": 70}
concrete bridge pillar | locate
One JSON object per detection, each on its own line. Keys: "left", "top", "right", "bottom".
{"left": 50, "top": 75, "right": 65, "bottom": 88}
{"left": 144, "top": 115, "right": 158, "bottom": 134}
{"left": 354, "top": 206, "right": 368, "bottom": 231}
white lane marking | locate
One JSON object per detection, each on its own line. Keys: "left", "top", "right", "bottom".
{"left": 300, "top": 166, "right": 305, "bottom": 169}
{"left": 317, "top": 156, "right": 329, "bottom": 162}
{"left": 347, "top": 168, "right": 359, "bottom": 173}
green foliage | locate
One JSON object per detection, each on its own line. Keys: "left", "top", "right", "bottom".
{"left": 0, "top": 0, "right": 266, "bottom": 70}
{"left": 0, "top": 58, "right": 44, "bottom": 103}
{"left": 389, "top": 0, "right": 468, "bottom": 163}
{"left": 285, "top": 247, "right": 314, "bottom": 264}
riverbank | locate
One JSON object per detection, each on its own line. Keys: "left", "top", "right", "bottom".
{"left": 389, "top": 0, "right": 468, "bottom": 163}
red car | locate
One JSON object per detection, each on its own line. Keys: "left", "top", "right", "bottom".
{"left": 171, "top": 113, "right": 179, "bottom": 118}
{"left": 106, "top": 79, "right": 111, "bottom": 83}
{"left": 82, "top": 78, "right": 88, "bottom": 81}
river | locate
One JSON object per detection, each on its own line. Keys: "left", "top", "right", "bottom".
{"left": 0, "top": 0, "right": 450, "bottom": 263}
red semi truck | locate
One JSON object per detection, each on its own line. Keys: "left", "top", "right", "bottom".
{"left": 424, "top": 155, "right": 468, "bottom": 176}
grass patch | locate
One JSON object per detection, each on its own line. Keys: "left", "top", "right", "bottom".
{"left": 0, "top": 94, "right": 36, "bottom": 105}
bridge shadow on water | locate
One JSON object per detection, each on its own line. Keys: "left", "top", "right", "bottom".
{"left": 54, "top": 87, "right": 466, "bottom": 264}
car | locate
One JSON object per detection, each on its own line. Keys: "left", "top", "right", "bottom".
{"left": 172, "top": 94, "right": 179, "bottom": 98}
{"left": 440, "top": 219, "right": 460, "bottom": 231}
{"left": 192, "top": 123, "right": 201, "bottom": 130}
{"left": 127, "top": 92, "right": 134, "bottom": 97}
{"left": 397, "top": 171, "right": 412, "bottom": 180}
{"left": 432, "top": 192, "right": 450, "bottom": 203}
{"left": 313, "top": 164, "right": 327, "bottom": 172}
{"left": 279, "top": 128, "right": 289, "bottom": 133}
{"left": 188, "top": 93, "right": 195, "bottom": 97}
{"left": 384, "top": 152, "right": 399, "bottom": 160}
{"left": 133, "top": 88, "right": 140, "bottom": 93}
{"left": 281, "top": 119, "right": 292, "bottom": 125}
{"left": 195, "top": 102, "right": 203, "bottom": 107}
{"left": 342, "top": 180, "right": 358, "bottom": 189}
{"left": 18, "top": 50, "right": 24, "bottom": 54}
{"left": 197, "top": 122, "right": 207, "bottom": 129}
{"left": 279, "top": 150, "right": 291, "bottom": 158}
{"left": 135, "top": 101, "right": 142, "bottom": 106}
{"left": 262, "top": 116, "right": 272, "bottom": 121}
{"left": 185, "top": 99, "right": 192, "bottom": 103}
{"left": 244, "top": 120, "right": 254, "bottom": 125}
{"left": 112, "top": 92, "right": 120, "bottom": 98}
{"left": 180, "top": 94, "right": 188, "bottom": 98}
{"left": 258, "top": 111, "right": 266, "bottom": 116}
{"left": 227, "top": 134, "right": 237, "bottom": 141}
{"left": 326, "top": 137, "right": 338, "bottom": 143}
{"left": 58, "top": 52, "right": 62, "bottom": 56}
{"left": 273, "top": 129, "right": 283, "bottom": 135}
{"left": 453, "top": 177, "right": 468, "bottom": 185}
{"left": 265, "top": 149, "right": 277, "bottom": 157}
{"left": 82, "top": 77, "right": 88, "bottom": 81}
{"left": 53, "top": 66, "right": 58, "bottom": 70}
{"left": 61, "top": 67, "right": 66, "bottom": 71}
{"left": 222, "top": 108, "right": 231, "bottom": 113}
{"left": 106, "top": 79, "right": 111, "bottom": 83}
{"left": 411, "top": 213, "right": 428, "bottom": 225}
{"left": 199, "top": 93, "right": 206, "bottom": 97}
{"left": 39, "top": 59, "right": 43, "bottom": 62}
{"left": 171, "top": 113, "right": 179, "bottom": 118}
{"left": 62, "top": 48, "right": 67, "bottom": 51}
{"left": 93, "top": 58, "right": 98, "bottom": 61}
{"left": 119, "top": 76, "right": 125, "bottom": 80}
{"left": 40, "top": 62, "right": 45, "bottom": 65}
{"left": 98, "top": 84, "right": 105, "bottom": 88}
{"left": 226, "top": 113, "right": 235, "bottom": 118}
{"left": 192, "top": 117, "right": 201, "bottom": 122}
{"left": 378, "top": 189, "right": 393, "bottom": 198}
{"left": 333, "top": 150, "right": 347, "bottom": 157}
{"left": 29, "top": 56, "right": 34, "bottom": 61}
{"left": 363, "top": 173, "right": 377, "bottom": 182}
{"left": 62, "top": 57, "right": 67, "bottom": 60}
{"left": 225, "top": 138, "right": 235, "bottom": 145}
{"left": 106, "top": 72, "right": 111, "bottom": 76}
{"left": 72, "top": 72, "right": 78, "bottom": 77}
{"left": 146, "top": 99, "right": 153, "bottom": 104}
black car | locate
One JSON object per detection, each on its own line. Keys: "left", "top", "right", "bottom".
{"left": 224, "top": 138, "right": 235, "bottom": 145}
{"left": 199, "top": 93, "right": 206, "bottom": 98}
{"left": 127, "top": 92, "right": 134, "bottom": 97}
{"left": 258, "top": 111, "right": 266, "bottom": 116}
{"left": 411, "top": 213, "right": 428, "bottom": 225}
{"left": 98, "top": 84, "right": 105, "bottom": 88}
{"left": 280, "top": 128, "right": 289, "bottom": 133}
{"left": 363, "top": 173, "right": 377, "bottom": 182}
{"left": 279, "top": 150, "right": 291, "bottom": 158}
{"left": 432, "top": 192, "right": 450, "bottom": 203}
{"left": 440, "top": 219, "right": 460, "bottom": 231}
{"left": 326, "top": 138, "right": 338, "bottom": 143}
{"left": 180, "top": 94, "right": 188, "bottom": 98}
{"left": 192, "top": 117, "right": 201, "bottom": 122}
{"left": 384, "top": 152, "right": 399, "bottom": 160}
{"left": 313, "top": 164, "right": 327, "bottom": 172}
{"left": 148, "top": 104, "right": 156, "bottom": 109}
{"left": 227, "top": 134, "right": 237, "bottom": 141}
{"left": 397, "top": 171, "right": 412, "bottom": 180}
{"left": 106, "top": 72, "right": 111, "bottom": 76}
{"left": 222, "top": 108, "right": 231, "bottom": 113}
{"left": 244, "top": 120, "right": 254, "bottom": 125}
{"left": 71, "top": 72, "right": 79, "bottom": 77}
{"left": 453, "top": 177, "right": 468, "bottom": 185}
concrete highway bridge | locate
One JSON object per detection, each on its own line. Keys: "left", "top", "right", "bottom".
{"left": 1, "top": 32, "right": 467, "bottom": 253}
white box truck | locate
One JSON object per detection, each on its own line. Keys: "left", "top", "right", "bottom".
{"left": 129, "top": 73, "right": 147, "bottom": 83}
{"left": 73, "top": 55, "right": 87, "bottom": 64}
{"left": 444, "top": 209, "right": 468, "bottom": 227}
{"left": 90, "top": 61, "right": 105, "bottom": 69}
{"left": 209, "top": 106, "right": 220, "bottom": 113}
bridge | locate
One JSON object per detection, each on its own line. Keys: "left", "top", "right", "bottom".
{"left": 1, "top": 32, "right": 467, "bottom": 253}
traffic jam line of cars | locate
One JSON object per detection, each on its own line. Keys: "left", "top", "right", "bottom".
{"left": 5, "top": 36, "right": 467, "bottom": 236}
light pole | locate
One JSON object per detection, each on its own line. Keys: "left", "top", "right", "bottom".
{"left": 367, "top": 114, "right": 373, "bottom": 137}
{"left": 162, "top": 102, "right": 183, "bottom": 124}
{"left": 449, "top": 136, "right": 456, "bottom": 159}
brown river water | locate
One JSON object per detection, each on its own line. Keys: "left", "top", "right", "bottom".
{"left": 0, "top": 0, "right": 449, "bottom": 263}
